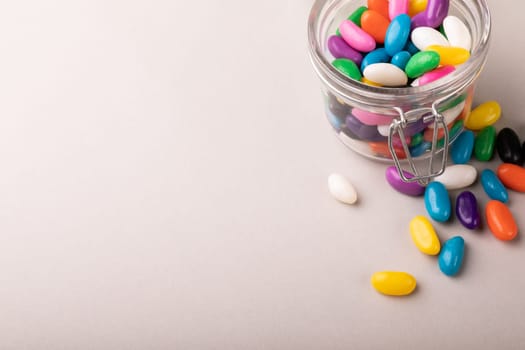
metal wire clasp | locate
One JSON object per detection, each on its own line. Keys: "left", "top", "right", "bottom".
{"left": 388, "top": 102, "right": 449, "bottom": 186}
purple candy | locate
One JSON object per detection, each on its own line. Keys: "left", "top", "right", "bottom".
{"left": 404, "top": 118, "right": 433, "bottom": 136}
{"left": 385, "top": 166, "right": 426, "bottom": 196}
{"left": 327, "top": 35, "right": 363, "bottom": 66}
{"left": 346, "top": 114, "right": 386, "bottom": 141}
{"left": 411, "top": 0, "right": 450, "bottom": 28}
{"left": 456, "top": 191, "right": 481, "bottom": 230}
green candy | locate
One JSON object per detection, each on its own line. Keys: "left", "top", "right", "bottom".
{"left": 410, "top": 132, "right": 423, "bottom": 147}
{"left": 437, "top": 120, "right": 463, "bottom": 148}
{"left": 332, "top": 58, "right": 362, "bottom": 81}
{"left": 474, "top": 125, "right": 496, "bottom": 161}
{"left": 439, "top": 94, "right": 467, "bottom": 113}
{"left": 405, "top": 51, "right": 440, "bottom": 78}
{"left": 336, "top": 6, "right": 367, "bottom": 36}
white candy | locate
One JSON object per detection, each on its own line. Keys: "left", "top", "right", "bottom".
{"left": 411, "top": 27, "right": 450, "bottom": 51}
{"left": 377, "top": 124, "right": 390, "bottom": 137}
{"left": 411, "top": 78, "right": 421, "bottom": 87}
{"left": 443, "top": 16, "right": 472, "bottom": 51}
{"left": 328, "top": 173, "right": 358, "bottom": 205}
{"left": 363, "top": 63, "right": 408, "bottom": 87}
{"left": 433, "top": 164, "right": 477, "bottom": 190}
{"left": 428, "top": 101, "right": 466, "bottom": 129}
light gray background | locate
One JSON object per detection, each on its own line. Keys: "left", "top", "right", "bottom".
{"left": 1, "top": 0, "right": 524, "bottom": 349}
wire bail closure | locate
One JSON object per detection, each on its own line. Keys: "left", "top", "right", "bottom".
{"left": 388, "top": 101, "right": 450, "bottom": 186}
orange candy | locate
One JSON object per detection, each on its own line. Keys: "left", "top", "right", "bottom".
{"left": 369, "top": 142, "right": 407, "bottom": 159}
{"left": 361, "top": 10, "right": 390, "bottom": 44}
{"left": 486, "top": 200, "right": 518, "bottom": 241}
{"left": 423, "top": 121, "right": 454, "bottom": 142}
{"left": 368, "top": 0, "right": 390, "bottom": 20}
{"left": 497, "top": 163, "right": 525, "bottom": 192}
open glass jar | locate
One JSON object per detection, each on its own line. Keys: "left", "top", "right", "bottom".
{"left": 308, "top": 0, "right": 491, "bottom": 183}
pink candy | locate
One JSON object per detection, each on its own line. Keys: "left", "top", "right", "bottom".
{"left": 339, "top": 20, "right": 376, "bottom": 53}
{"left": 389, "top": 0, "right": 409, "bottom": 20}
{"left": 418, "top": 65, "right": 456, "bottom": 86}
{"left": 353, "top": 108, "right": 395, "bottom": 126}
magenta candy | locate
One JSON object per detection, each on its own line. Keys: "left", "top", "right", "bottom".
{"left": 385, "top": 166, "right": 426, "bottom": 196}
{"left": 339, "top": 20, "right": 376, "bottom": 53}
{"left": 352, "top": 108, "right": 394, "bottom": 126}
{"left": 327, "top": 35, "right": 364, "bottom": 66}
{"left": 412, "top": 0, "right": 450, "bottom": 28}
{"left": 418, "top": 65, "right": 455, "bottom": 86}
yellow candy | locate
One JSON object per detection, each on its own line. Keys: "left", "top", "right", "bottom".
{"left": 409, "top": 215, "right": 441, "bottom": 255}
{"left": 464, "top": 101, "right": 501, "bottom": 131}
{"left": 371, "top": 271, "right": 417, "bottom": 296}
{"left": 426, "top": 45, "right": 470, "bottom": 66}
{"left": 361, "top": 77, "right": 382, "bottom": 87}
{"left": 408, "top": 0, "right": 428, "bottom": 17}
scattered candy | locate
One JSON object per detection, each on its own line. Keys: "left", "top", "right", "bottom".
{"left": 496, "top": 127, "right": 523, "bottom": 165}
{"left": 480, "top": 169, "right": 509, "bottom": 203}
{"left": 385, "top": 166, "right": 426, "bottom": 196}
{"left": 438, "top": 236, "right": 464, "bottom": 276}
{"left": 474, "top": 125, "right": 496, "bottom": 161}
{"left": 451, "top": 130, "right": 474, "bottom": 164}
{"left": 328, "top": 173, "right": 358, "bottom": 205}
{"left": 371, "top": 271, "right": 417, "bottom": 296}
{"left": 424, "top": 181, "right": 451, "bottom": 222}
{"left": 409, "top": 215, "right": 441, "bottom": 255}
{"left": 486, "top": 200, "right": 518, "bottom": 241}
{"left": 456, "top": 191, "right": 481, "bottom": 230}
{"left": 497, "top": 163, "right": 525, "bottom": 192}
{"left": 465, "top": 101, "right": 501, "bottom": 131}
{"left": 432, "top": 164, "right": 477, "bottom": 190}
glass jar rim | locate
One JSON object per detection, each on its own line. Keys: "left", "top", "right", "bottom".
{"left": 307, "top": 0, "right": 491, "bottom": 112}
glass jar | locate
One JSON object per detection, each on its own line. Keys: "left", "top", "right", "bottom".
{"left": 308, "top": 0, "right": 491, "bottom": 182}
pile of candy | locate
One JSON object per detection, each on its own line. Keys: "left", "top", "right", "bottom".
{"left": 328, "top": 100, "right": 525, "bottom": 296}
{"left": 325, "top": 0, "right": 476, "bottom": 160}
{"left": 329, "top": 0, "right": 471, "bottom": 87}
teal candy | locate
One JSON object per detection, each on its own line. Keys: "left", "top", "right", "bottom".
{"left": 451, "top": 130, "right": 475, "bottom": 164}
{"left": 360, "top": 48, "right": 391, "bottom": 72}
{"left": 385, "top": 14, "right": 411, "bottom": 56}
{"left": 410, "top": 140, "right": 431, "bottom": 157}
{"left": 439, "top": 236, "right": 464, "bottom": 277}
{"left": 391, "top": 51, "right": 412, "bottom": 70}
{"left": 425, "top": 182, "right": 451, "bottom": 222}
{"left": 404, "top": 40, "right": 419, "bottom": 55}
{"left": 481, "top": 169, "right": 509, "bottom": 203}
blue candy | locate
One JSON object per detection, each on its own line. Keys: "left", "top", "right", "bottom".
{"left": 481, "top": 169, "right": 509, "bottom": 203}
{"left": 451, "top": 130, "right": 475, "bottom": 164}
{"left": 409, "top": 140, "right": 431, "bottom": 157}
{"left": 360, "top": 48, "right": 391, "bottom": 72}
{"left": 326, "top": 108, "right": 344, "bottom": 131}
{"left": 425, "top": 181, "right": 451, "bottom": 222}
{"left": 390, "top": 51, "right": 412, "bottom": 70}
{"left": 385, "top": 14, "right": 411, "bottom": 56}
{"left": 439, "top": 236, "right": 465, "bottom": 277}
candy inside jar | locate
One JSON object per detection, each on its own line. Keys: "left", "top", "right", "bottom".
{"left": 308, "top": 0, "right": 491, "bottom": 181}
